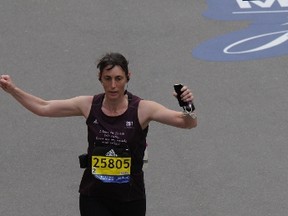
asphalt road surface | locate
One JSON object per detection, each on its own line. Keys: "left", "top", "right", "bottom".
{"left": 1, "top": 1, "right": 288, "bottom": 216}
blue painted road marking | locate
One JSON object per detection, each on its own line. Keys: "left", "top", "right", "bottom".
{"left": 193, "top": 0, "right": 288, "bottom": 61}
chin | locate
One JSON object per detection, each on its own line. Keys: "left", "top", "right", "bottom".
{"left": 107, "top": 92, "right": 120, "bottom": 99}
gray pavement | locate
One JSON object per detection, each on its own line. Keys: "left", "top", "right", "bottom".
{"left": 1, "top": 1, "right": 288, "bottom": 216}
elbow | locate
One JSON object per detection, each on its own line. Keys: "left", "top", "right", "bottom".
{"left": 186, "top": 119, "right": 197, "bottom": 129}
{"left": 187, "top": 124, "right": 197, "bottom": 129}
{"left": 33, "top": 110, "right": 47, "bottom": 117}
{"left": 36, "top": 112, "right": 48, "bottom": 117}
{"left": 32, "top": 106, "right": 50, "bottom": 117}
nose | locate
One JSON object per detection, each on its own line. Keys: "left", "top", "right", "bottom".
{"left": 111, "top": 79, "right": 116, "bottom": 88}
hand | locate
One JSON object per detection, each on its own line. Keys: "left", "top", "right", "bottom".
{"left": 173, "top": 85, "right": 194, "bottom": 104}
{"left": 0, "top": 75, "right": 16, "bottom": 93}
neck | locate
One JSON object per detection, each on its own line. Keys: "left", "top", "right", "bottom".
{"left": 102, "top": 95, "right": 128, "bottom": 116}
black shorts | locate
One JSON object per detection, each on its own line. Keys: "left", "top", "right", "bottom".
{"left": 79, "top": 194, "right": 146, "bottom": 216}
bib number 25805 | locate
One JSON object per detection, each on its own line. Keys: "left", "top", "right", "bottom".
{"left": 92, "top": 156, "right": 131, "bottom": 176}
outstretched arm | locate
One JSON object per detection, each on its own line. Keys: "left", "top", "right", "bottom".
{"left": 0, "top": 75, "right": 92, "bottom": 118}
{"left": 138, "top": 85, "right": 197, "bottom": 129}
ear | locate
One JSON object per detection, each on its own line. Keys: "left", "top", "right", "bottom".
{"left": 127, "top": 72, "right": 131, "bottom": 82}
{"left": 98, "top": 72, "right": 102, "bottom": 82}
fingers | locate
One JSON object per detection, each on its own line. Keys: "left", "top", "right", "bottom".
{"left": 0, "top": 75, "right": 7, "bottom": 85}
{"left": 0, "top": 74, "right": 10, "bottom": 82}
{"left": 173, "top": 85, "right": 194, "bottom": 102}
{"left": 0, "top": 75, "right": 5, "bottom": 88}
{"left": 0, "top": 75, "right": 13, "bottom": 92}
{"left": 179, "top": 85, "right": 194, "bottom": 103}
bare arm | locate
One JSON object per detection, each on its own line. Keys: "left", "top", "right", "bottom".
{"left": 0, "top": 75, "right": 92, "bottom": 118}
{"left": 138, "top": 85, "right": 197, "bottom": 129}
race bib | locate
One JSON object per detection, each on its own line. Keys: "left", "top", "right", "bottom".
{"left": 91, "top": 147, "right": 131, "bottom": 184}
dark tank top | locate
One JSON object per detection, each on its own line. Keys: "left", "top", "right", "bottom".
{"left": 79, "top": 92, "right": 148, "bottom": 201}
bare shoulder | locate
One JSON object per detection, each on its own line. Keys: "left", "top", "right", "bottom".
{"left": 75, "top": 95, "right": 94, "bottom": 103}
{"left": 139, "top": 99, "right": 164, "bottom": 107}
{"left": 139, "top": 99, "right": 175, "bottom": 119}
{"left": 138, "top": 100, "right": 156, "bottom": 129}
{"left": 138, "top": 99, "right": 169, "bottom": 127}
{"left": 138, "top": 99, "right": 164, "bottom": 114}
{"left": 74, "top": 95, "right": 94, "bottom": 118}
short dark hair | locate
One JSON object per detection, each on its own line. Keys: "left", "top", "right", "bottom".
{"left": 97, "top": 52, "right": 129, "bottom": 80}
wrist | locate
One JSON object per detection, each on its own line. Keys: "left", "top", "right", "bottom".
{"left": 183, "top": 110, "right": 197, "bottom": 119}
{"left": 8, "top": 85, "right": 18, "bottom": 95}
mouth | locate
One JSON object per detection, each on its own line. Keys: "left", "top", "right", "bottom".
{"left": 108, "top": 91, "right": 118, "bottom": 96}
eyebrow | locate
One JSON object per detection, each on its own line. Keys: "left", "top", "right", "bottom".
{"left": 103, "top": 75, "right": 124, "bottom": 79}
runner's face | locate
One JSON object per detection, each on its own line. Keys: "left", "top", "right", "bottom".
{"left": 100, "top": 65, "right": 128, "bottom": 99}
